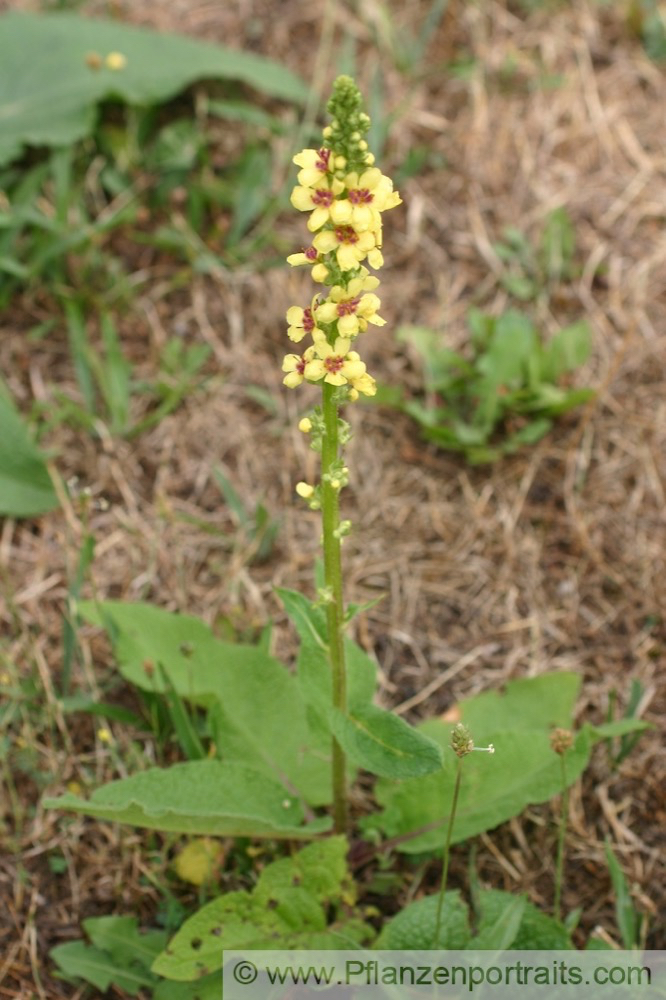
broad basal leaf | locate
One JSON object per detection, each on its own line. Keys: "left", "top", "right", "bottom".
{"left": 153, "top": 837, "right": 372, "bottom": 982}
{"left": 0, "top": 12, "right": 307, "bottom": 166}
{"left": 0, "top": 383, "right": 58, "bottom": 516}
{"left": 368, "top": 724, "right": 594, "bottom": 853}
{"left": 460, "top": 672, "right": 581, "bottom": 735}
{"left": 364, "top": 672, "right": 603, "bottom": 852}
{"left": 83, "top": 915, "right": 168, "bottom": 968}
{"left": 43, "top": 760, "right": 330, "bottom": 838}
{"left": 78, "top": 600, "right": 331, "bottom": 806}
{"left": 50, "top": 941, "right": 155, "bottom": 995}
{"left": 376, "top": 891, "right": 470, "bottom": 949}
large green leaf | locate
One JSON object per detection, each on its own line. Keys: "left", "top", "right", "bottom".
{"left": 365, "top": 673, "right": 598, "bottom": 852}
{"left": 460, "top": 672, "right": 581, "bottom": 734}
{"left": 49, "top": 941, "right": 155, "bottom": 995}
{"left": 332, "top": 704, "right": 443, "bottom": 779}
{"left": 43, "top": 760, "right": 330, "bottom": 838}
{"left": 153, "top": 838, "right": 371, "bottom": 981}
{"left": 0, "top": 12, "right": 307, "bottom": 167}
{"left": 78, "top": 600, "right": 331, "bottom": 805}
{"left": 376, "top": 891, "right": 470, "bottom": 949}
{"left": 278, "top": 587, "right": 377, "bottom": 716}
{"left": 378, "top": 889, "right": 572, "bottom": 950}
{"left": 0, "top": 383, "right": 58, "bottom": 516}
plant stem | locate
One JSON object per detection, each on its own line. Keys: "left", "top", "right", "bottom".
{"left": 321, "top": 381, "right": 348, "bottom": 834}
{"left": 434, "top": 756, "right": 463, "bottom": 947}
{"left": 554, "top": 754, "right": 568, "bottom": 922}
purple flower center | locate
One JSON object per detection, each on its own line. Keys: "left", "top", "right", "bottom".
{"left": 337, "top": 297, "right": 360, "bottom": 317}
{"left": 324, "top": 355, "right": 345, "bottom": 374}
{"left": 335, "top": 226, "right": 359, "bottom": 245}
{"left": 349, "top": 188, "right": 373, "bottom": 205}
{"left": 315, "top": 148, "right": 331, "bottom": 172}
{"left": 303, "top": 308, "right": 315, "bottom": 332}
{"left": 312, "top": 188, "right": 334, "bottom": 207}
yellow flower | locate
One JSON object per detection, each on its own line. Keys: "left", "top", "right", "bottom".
{"left": 105, "top": 51, "right": 127, "bottom": 70}
{"left": 296, "top": 481, "right": 314, "bottom": 498}
{"left": 286, "top": 303, "right": 322, "bottom": 343}
{"left": 282, "top": 347, "right": 315, "bottom": 388}
{"left": 286, "top": 245, "right": 319, "bottom": 267}
{"left": 305, "top": 336, "right": 367, "bottom": 387}
{"left": 311, "top": 262, "right": 330, "bottom": 283}
{"left": 293, "top": 147, "right": 333, "bottom": 187}
{"left": 332, "top": 168, "right": 402, "bottom": 232}
{"left": 290, "top": 177, "right": 346, "bottom": 232}
{"left": 312, "top": 225, "right": 379, "bottom": 271}
{"left": 348, "top": 372, "right": 377, "bottom": 398}
{"left": 316, "top": 279, "right": 385, "bottom": 337}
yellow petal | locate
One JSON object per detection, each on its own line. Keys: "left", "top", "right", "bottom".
{"left": 338, "top": 315, "right": 359, "bottom": 336}
{"left": 297, "top": 167, "right": 324, "bottom": 187}
{"left": 293, "top": 149, "right": 319, "bottom": 167}
{"left": 330, "top": 199, "right": 353, "bottom": 224}
{"left": 337, "top": 245, "right": 360, "bottom": 270}
{"left": 315, "top": 302, "right": 338, "bottom": 323}
{"left": 313, "top": 231, "right": 338, "bottom": 253}
{"left": 311, "top": 263, "right": 329, "bottom": 282}
{"left": 290, "top": 186, "right": 314, "bottom": 211}
{"left": 286, "top": 306, "right": 304, "bottom": 325}
{"left": 304, "top": 359, "right": 325, "bottom": 380}
{"left": 286, "top": 252, "right": 308, "bottom": 266}
{"left": 307, "top": 206, "right": 330, "bottom": 231}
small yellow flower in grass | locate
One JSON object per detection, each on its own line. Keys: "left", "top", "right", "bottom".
{"left": 296, "top": 482, "right": 315, "bottom": 499}
{"left": 313, "top": 224, "right": 381, "bottom": 271}
{"left": 298, "top": 417, "right": 313, "bottom": 432}
{"left": 105, "top": 51, "right": 127, "bottom": 70}
{"left": 97, "top": 727, "right": 112, "bottom": 743}
{"left": 286, "top": 303, "right": 322, "bottom": 344}
{"left": 282, "top": 347, "right": 315, "bottom": 388}
{"left": 305, "top": 336, "right": 367, "bottom": 387}
{"left": 290, "top": 177, "right": 346, "bottom": 231}
{"left": 292, "top": 147, "right": 333, "bottom": 187}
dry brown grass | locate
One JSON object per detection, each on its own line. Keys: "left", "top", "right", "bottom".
{"left": 1, "top": 0, "right": 665, "bottom": 995}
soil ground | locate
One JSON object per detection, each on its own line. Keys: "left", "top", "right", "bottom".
{"left": 1, "top": 1, "right": 664, "bottom": 996}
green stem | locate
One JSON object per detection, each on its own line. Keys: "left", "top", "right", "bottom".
{"left": 554, "top": 754, "right": 568, "bottom": 922}
{"left": 321, "top": 381, "right": 348, "bottom": 834}
{"left": 434, "top": 756, "right": 463, "bottom": 947}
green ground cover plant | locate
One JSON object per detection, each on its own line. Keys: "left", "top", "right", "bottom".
{"left": 0, "top": 379, "right": 59, "bottom": 517}
{"left": 42, "top": 76, "right": 651, "bottom": 997}
{"left": 385, "top": 311, "right": 594, "bottom": 463}
{"left": 0, "top": 9, "right": 311, "bottom": 482}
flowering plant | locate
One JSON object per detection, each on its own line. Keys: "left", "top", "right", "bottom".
{"left": 282, "top": 77, "right": 405, "bottom": 831}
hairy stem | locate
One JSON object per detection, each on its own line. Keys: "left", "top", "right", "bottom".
{"left": 554, "top": 754, "right": 568, "bottom": 922}
{"left": 321, "top": 381, "right": 348, "bottom": 834}
{"left": 434, "top": 756, "right": 463, "bottom": 947}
